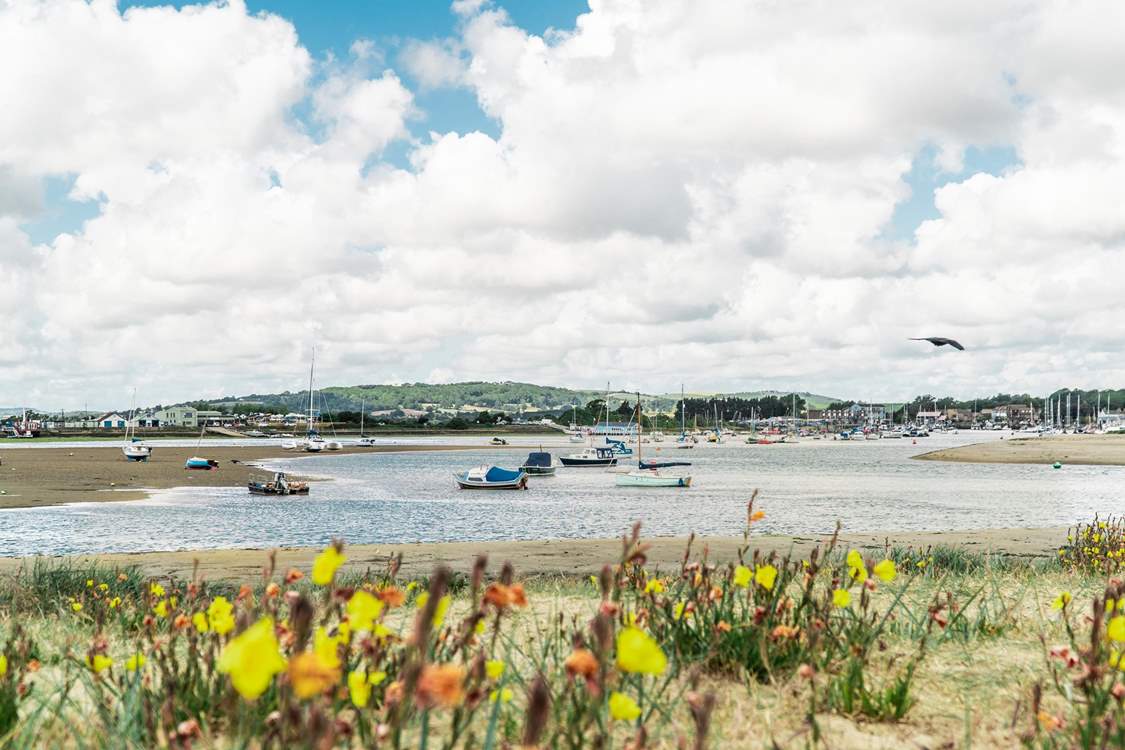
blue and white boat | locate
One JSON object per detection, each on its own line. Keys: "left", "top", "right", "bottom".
{"left": 454, "top": 465, "right": 529, "bottom": 490}
{"left": 185, "top": 457, "right": 219, "bottom": 470}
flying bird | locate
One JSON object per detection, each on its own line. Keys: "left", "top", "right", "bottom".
{"left": 910, "top": 337, "right": 965, "bottom": 351}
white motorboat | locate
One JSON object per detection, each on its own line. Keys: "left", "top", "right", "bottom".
{"left": 324, "top": 440, "right": 342, "bottom": 451}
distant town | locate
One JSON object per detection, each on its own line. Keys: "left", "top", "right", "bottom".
{"left": 2, "top": 382, "right": 1122, "bottom": 437}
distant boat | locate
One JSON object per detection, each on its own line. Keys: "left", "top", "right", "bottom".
{"left": 520, "top": 451, "right": 557, "bottom": 476}
{"left": 560, "top": 447, "right": 618, "bottom": 467}
{"left": 122, "top": 391, "right": 152, "bottom": 462}
{"left": 616, "top": 393, "right": 691, "bottom": 488}
{"left": 281, "top": 440, "right": 298, "bottom": 450}
{"left": 356, "top": 437, "right": 379, "bottom": 447}
{"left": 454, "top": 465, "right": 529, "bottom": 489}
{"left": 185, "top": 457, "right": 219, "bottom": 470}
{"left": 617, "top": 471, "right": 692, "bottom": 487}
{"left": 324, "top": 440, "right": 342, "bottom": 451}
{"left": 490, "top": 437, "right": 509, "bottom": 446}
{"left": 248, "top": 471, "right": 309, "bottom": 496}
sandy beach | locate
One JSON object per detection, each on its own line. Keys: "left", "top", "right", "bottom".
{"left": 915, "top": 433, "right": 1125, "bottom": 466}
{"left": 0, "top": 526, "right": 1066, "bottom": 581}
{"left": 0, "top": 443, "right": 492, "bottom": 509}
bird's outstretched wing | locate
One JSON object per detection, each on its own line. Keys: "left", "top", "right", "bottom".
{"left": 910, "top": 337, "right": 966, "bottom": 351}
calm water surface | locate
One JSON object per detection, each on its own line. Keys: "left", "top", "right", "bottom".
{"left": 1, "top": 433, "right": 1121, "bottom": 556}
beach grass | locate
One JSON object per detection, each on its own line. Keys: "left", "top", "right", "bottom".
{"left": 0, "top": 513, "right": 1117, "bottom": 749}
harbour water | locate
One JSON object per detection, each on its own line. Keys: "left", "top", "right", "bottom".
{"left": 1, "top": 432, "right": 1121, "bottom": 556}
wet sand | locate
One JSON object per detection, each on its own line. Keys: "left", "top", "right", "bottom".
{"left": 0, "top": 443, "right": 492, "bottom": 509}
{"left": 0, "top": 526, "right": 1066, "bottom": 581}
{"left": 915, "top": 433, "right": 1125, "bottom": 466}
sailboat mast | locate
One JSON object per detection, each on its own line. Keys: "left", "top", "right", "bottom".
{"left": 307, "top": 348, "right": 316, "bottom": 435}
{"left": 360, "top": 397, "right": 365, "bottom": 438}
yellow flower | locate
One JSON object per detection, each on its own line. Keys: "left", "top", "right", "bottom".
{"left": 86, "top": 579, "right": 94, "bottom": 588}
{"left": 416, "top": 591, "right": 430, "bottom": 609}
{"left": 311, "top": 545, "right": 346, "bottom": 586}
{"left": 432, "top": 595, "right": 452, "bottom": 628}
{"left": 154, "top": 600, "right": 169, "bottom": 618}
{"left": 755, "top": 564, "right": 778, "bottom": 591}
{"left": 71, "top": 602, "right": 83, "bottom": 613}
{"left": 609, "top": 691, "right": 641, "bottom": 721}
{"left": 489, "top": 687, "right": 514, "bottom": 703}
{"left": 98, "top": 583, "right": 109, "bottom": 592}
{"left": 616, "top": 627, "right": 667, "bottom": 675}
{"left": 673, "top": 601, "right": 687, "bottom": 621}
{"left": 873, "top": 559, "right": 896, "bottom": 583}
{"left": 109, "top": 597, "right": 121, "bottom": 609}
{"left": 125, "top": 653, "right": 146, "bottom": 672}
{"left": 207, "top": 596, "right": 235, "bottom": 635}
{"left": 289, "top": 651, "right": 340, "bottom": 700}
{"left": 348, "top": 669, "right": 385, "bottom": 707}
{"left": 346, "top": 591, "right": 384, "bottom": 632}
{"left": 833, "top": 589, "right": 851, "bottom": 608}
{"left": 1108, "top": 616, "right": 1125, "bottom": 642}
{"left": 644, "top": 579, "right": 664, "bottom": 594}
{"left": 192, "top": 612, "right": 209, "bottom": 633}
{"left": 314, "top": 627, "right": 343, "bottom": 670}
{"left": 0, "top": 655, "right": 7, "bottom": 676}
{"left": 589, "top": 575, "right": 598, "bottom": 587}
{"left": 86, "top": 654, "right": 113, "bottom": 674}
{"left": 217, "top": 618, "right": 287, "bottom": 700}
{"left": 846, "top": 550, "right": 863, "bottom": 569}
{"left": 150, "top": 583, "right": 165, "bottom": 598}
{"left": 1051, "top": 592, "right": 1072, "bottom": 610}
{"left": 486, "top": 659, "right": 505, "bottom": 680}
{"left": 732, "top": 565, "right": 752, "bottom": 588}
{"left": 474, "top": 620, "right": 486, "bottom": 635}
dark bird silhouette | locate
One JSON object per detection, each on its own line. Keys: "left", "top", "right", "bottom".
{"left": 910, "top": 337, "right": 965, "bottom": 351}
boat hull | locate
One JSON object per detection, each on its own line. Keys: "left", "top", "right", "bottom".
{"left": 454, "top": 474, "right": 529, "bottom": 489}
{"left": 521, "top": 466, "right": 557, "bottom": 476}
{"left": 615, "top": 472, "right": 692, "bottom": 487}
{"left": 559, "top": 456, "right": 617, "bottom": 467}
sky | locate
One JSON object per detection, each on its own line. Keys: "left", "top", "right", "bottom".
{"left": 2, "top": 0, "right": 1124, "bottom": 410}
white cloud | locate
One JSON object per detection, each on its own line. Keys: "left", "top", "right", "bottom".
{"left": 2, "top": 0, "right": 1125, "bottom": 410}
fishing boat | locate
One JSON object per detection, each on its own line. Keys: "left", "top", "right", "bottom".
{"left": 520, "top": 451, "right": 557, "bottom": 476}
{"left": 121, "top": 391, "right": 152, "bottom": 462}
{"left": 453, "top": 465, "right": 529, "bottom": 490}
{"left": 185, "top": 457, "right": 219, "bottom": 470}
{"left": 616, "top": 394, "right": 692, "bottom": 488}
{"left": 559, "top": 447, "right": 618, "bottom": 467}
{"left": 248, "top": 471, "right": 309, "bottom": 496}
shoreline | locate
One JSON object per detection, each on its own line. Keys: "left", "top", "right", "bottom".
{"left": 914, "top": 433, "right": 1125, "bottom": 466}
{"left": 0, "top": 443, "right": 502, "bottom": 510}
{"left": 0, "top": 526, "right": 1067, "bottom": 581}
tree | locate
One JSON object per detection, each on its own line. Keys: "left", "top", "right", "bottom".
{"left": 446, "top": 417, "right": 469, "bottom": 430}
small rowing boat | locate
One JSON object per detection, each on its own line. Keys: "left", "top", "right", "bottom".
{"left": 454, "top": 465, "right": 528, "bottom": 489}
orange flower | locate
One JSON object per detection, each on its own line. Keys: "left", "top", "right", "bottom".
{"left": 750, "top": 510, "right": 766, "bottom": 522}
{"left": 377, "top": 587, "right": 406, "bottom": 608}
{"left": 288, "top": 652, "right": 340, "bottom": 700}
{"left": 510, "top": 583, "right": 528, "bottom": 607}
{"left": 564, "top": 648, "right": 599, "bottom": 679}
{"left": 265, "top": 583, "right": 281, "bottom": 598}
{"left": 385, "top": 680, "right": 405, "bottom": 706}
{"left": 285, "top": 568, "right": 304, "bottom": 584}
{"left": 173, "top": 613, "right": 191, "bottom": 630}
{"left": 716, "top": 621, "right": 732, "bottom": 633}
{"left": 237, "top": 584, "right": 253, "bottom": 602}
{"left": 415, "top": 664, "right": 464, "bottom": 709}
{"left": 771, "top": 625, "right": 799, "bottom": 640}
{"left": 708, "top": 586, "right": 723, "bottom": 602}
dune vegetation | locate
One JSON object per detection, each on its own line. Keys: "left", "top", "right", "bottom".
{"left": 0, "top": 504, "right": 1122, "bottom": 748}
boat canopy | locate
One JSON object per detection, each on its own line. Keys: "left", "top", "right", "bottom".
{"left": 523, "top": 452, "right": 552, "bottom": 467}
{"left": 465, "top": 465, "right": 525, "bottom": 482}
